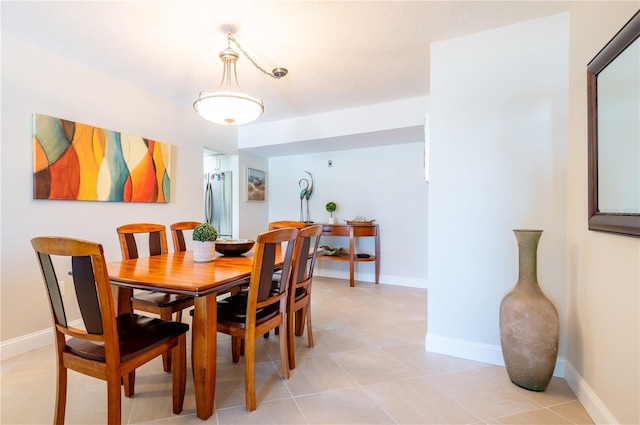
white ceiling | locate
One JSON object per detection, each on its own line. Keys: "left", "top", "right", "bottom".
{"left": 1, "top": 1, "right": 573, "bottom": 124}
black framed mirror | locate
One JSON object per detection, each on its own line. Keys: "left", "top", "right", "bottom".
{"left": 587, "top": 10, "right": 640, "bottom": 237}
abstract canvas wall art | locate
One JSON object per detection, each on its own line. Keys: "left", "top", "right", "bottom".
{"left": 33, "top": 114, "right": 171, "bottom": 202}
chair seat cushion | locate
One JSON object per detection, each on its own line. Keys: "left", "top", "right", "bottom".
{"left": 269, "top": 285, "right": 306, "bottom": 299}
{"left": 66, "top": 313, "right": 189, "bottom": 363}
{"left": 294, "top": 287, "right": 308, "bottom": 301}
{"left": 216, "top": 293, "right": 279, "bottom": 326}
{"left": 132, "top": 291, "right": 194, "bottom": 308}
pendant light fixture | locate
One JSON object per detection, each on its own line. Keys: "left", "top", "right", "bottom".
{"left": 194, "top": 32, "right": 287, "bottom": 126}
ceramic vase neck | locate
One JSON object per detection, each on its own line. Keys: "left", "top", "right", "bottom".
{"left": 514, "top": 230, "right": 542, "bottom": 287}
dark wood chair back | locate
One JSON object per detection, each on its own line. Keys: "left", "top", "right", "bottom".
{"left": 170, "top": 221, "right": 200, "bottom": 252}
{"left": 267, "top": 220, "right": 306, "bottom": 283}
{"left": 291, "top": 224, "right": 323, "bottom": 287}
{"left": 286, "top": 224, "right": 323, "bottom": 369}
{"left": 251, "top": 227, "right": 298, "bottom": 304}
{"left": 31, "top": 236, "right": 188, "bottom": 425}
{"left": 34, "top": 237, "right": 112, "bottom": 339}
{"left": 116, "top": 222, "right": 168, "bottom": 259}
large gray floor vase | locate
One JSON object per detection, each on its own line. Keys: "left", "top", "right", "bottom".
{"left": 499, "top": 229, "right": 559, "bottom": 392}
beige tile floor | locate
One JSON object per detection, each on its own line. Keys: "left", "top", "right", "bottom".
{"left": 1, "top": 276, "right": 594, "bottom": 425}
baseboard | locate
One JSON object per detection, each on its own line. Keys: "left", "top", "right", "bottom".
{"left": 425, "top": 333, "right": 565, "bottom": 377}
{"left": 0, "top": 320, "right": 82, "bottom": 361}
{"left": 564, "top": 361, "right": 618, "bottom": 424}
{"left": 315, "top": 268, "right": 427, "bottom": 288}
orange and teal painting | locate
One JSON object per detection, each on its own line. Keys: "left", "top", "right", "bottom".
{"left": 33, "top": 114, "right": 171, "bottom": 203}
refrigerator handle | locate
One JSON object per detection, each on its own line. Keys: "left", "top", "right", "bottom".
{"left": 205, "top": 177, "right": 213, "bottom": 224}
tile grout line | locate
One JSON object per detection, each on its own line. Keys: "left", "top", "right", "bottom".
{"left": 327, "top": 349, "right": 400, "bottom": 424}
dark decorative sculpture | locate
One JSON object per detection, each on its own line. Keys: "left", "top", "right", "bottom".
{"left": 298, "top": 171, "right": 314, "bottom": 222}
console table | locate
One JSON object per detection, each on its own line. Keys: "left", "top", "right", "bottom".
{"left": 318, "top": 223, "right": 380, "bottom": 287}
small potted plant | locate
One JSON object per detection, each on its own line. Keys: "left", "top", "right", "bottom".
{"left": 192, "top": 222, "right": 218, "bottom": 262}
{"left": 326, "top": 201, "right": 337, "bottom": 224}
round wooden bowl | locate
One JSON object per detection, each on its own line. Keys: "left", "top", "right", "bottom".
{"left": 214, "top": 239, "right": 255, "bottom": 256}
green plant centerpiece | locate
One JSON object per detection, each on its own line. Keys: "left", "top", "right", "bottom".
{"left": 193, "top": 222, "right": 218, "bottom": 242}
{"left": 192, "top": 222, "right": 218, "bottom": 262}
{"left": 326, "top": 201, "right": 338, "bottom": 224}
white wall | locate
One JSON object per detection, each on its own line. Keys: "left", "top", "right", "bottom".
{"left": 268, "top": 142, "right": 428, "bottom": 287}
{"left": 427, "top": 13, "right": 569, "bottom": 370}
{"left": 0, "top": 36, "right": 239, "bottom": 353}
{"left": 566, "top": 2, "right": 640, "bottom": 424}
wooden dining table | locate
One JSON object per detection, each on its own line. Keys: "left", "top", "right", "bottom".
{"left": 107, "top": 247, "right": 286, "bottom": 420}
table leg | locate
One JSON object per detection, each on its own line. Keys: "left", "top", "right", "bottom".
{"left": 192, "top": 295, "right": 217, "bottom": 420}
{"left": 114, "top": 287, "right": 134, "bottom": 394}
{"left": 349, "top": 227, "right": 355, "bottom": 287}
{"left": 116, "top": 287, "right": 133, "bottom": 315}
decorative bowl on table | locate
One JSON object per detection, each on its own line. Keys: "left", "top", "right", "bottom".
{"left": 214, "top": 239, "right": 255, "bottom": 256}
{"left": 345, "top": 217, "right": 376, "bottom": 225}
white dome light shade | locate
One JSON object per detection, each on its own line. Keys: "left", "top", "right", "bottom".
{"left": 194, "top": 91, "right": 264, "bottom": 125}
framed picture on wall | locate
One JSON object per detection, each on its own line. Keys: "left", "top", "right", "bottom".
{"left": 246, "top": 168, "right": 266, "bottom": 202}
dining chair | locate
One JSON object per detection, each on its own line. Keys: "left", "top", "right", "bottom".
{"left": 215, "top": 227, "right": 299, "bottom": 411}
{"left": 169, "top": 221, "right": 200, "bottom": 252}
{"left": 31, "top": 236, "right": 188, "bottom": 425}
{"left": 116, "top": 223, "right": 194, "bottom": 372}
{"left": 286, "top": 224, "right": 323, "bottom": 369}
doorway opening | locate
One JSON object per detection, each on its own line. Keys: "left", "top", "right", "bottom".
{"left": 203, "top": 149, "right": 238, "bottom": 239}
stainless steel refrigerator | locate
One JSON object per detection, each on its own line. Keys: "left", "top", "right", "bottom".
{"left": 204, "top": 172, "right": 232, "bottom": 239}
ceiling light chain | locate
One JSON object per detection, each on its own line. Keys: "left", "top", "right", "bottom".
{"left": 227, "top": 33, "right": 288, "bottom": 79}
